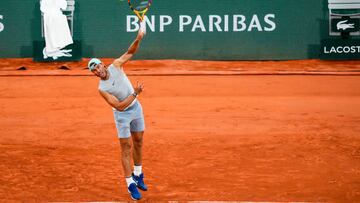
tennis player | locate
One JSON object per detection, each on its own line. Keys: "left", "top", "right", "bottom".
{"left": 87, "top": 27, "right": 147, "bottom": 200}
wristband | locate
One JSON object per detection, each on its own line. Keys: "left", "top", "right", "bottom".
{"left": 132, "top": 92, "right": 138, "bottom": 97}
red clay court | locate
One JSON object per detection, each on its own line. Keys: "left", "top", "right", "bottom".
{"left": 0, "top": 59, "right": 360, "bottom": 202}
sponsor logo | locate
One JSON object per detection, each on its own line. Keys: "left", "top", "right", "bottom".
{"left": 324, "top": 45, "right": 360, "bottom": 54}
{"left": 328, "top": 0, "right": 360, "bottom": 36}
{"left": 126, "top": 14, "right": 276, "bottom": 33}
{"left": 0, "top": 15, "right": 4, "bottom": 32}
{"left": 337, "top": 20, "right": 355, "bottom": 31}
{"left": 322, "top": 2, "right": 360, "bottom": 59}
{"left": 320, "top": 39, "right": 360, "bottom": 59}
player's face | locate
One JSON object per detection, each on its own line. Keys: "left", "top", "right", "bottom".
{"left": 91, "top": 63, "right": 107, "bottom": 78}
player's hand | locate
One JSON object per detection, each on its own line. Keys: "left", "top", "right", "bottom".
{"left": 137, "top": 21, "right": 146, "bottom": 40}
{"left": 134, "top": 81, "right": 144, "bottom": 95}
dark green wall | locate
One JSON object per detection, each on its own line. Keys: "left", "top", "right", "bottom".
{"left": 0, "top": 0, "right": 340, "bottom": 60}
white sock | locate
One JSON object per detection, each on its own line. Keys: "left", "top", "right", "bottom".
{"left": 125, "top": 176, "right": 135, "bottom": 187}
{"left": 134, "top": 165, "right": 142, "bottom": 176}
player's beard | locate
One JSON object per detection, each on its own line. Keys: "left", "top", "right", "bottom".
{"left": 100, "top": 69, "right": 108, "bottom": 80}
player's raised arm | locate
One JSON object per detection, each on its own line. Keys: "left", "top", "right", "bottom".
{"left": 113, "top": 27, "right": 145, "bottom": 68}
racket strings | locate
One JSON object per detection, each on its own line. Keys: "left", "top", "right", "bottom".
{"left": 129, "top": 0, "right": 150, "bottom": 11}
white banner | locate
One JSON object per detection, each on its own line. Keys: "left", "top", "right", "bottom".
{"left": 0, "top": 15, "right": 4, "bottom": 32}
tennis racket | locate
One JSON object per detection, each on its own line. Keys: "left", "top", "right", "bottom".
{"left": 128, "top": 0, "right": 152, "bottom": 22}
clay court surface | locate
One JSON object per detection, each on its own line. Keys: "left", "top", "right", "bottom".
{"left": 0, "top": 59, "right": 360, "bottom": 202}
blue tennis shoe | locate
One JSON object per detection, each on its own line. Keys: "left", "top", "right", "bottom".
{"left": 128, "top": 183, "right": 142, "bottom": 200}
{"left": 132, "top": 173, "right": 148, "bottom": 191}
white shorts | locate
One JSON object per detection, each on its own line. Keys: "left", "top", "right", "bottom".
{"left": 113, "top": 101, "right": 145, "bottom": 138}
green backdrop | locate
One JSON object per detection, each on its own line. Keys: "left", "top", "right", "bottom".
{"left": 0, "top": 0, "right": 350, "bottom": 60}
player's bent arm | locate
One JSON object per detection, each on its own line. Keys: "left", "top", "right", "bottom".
{"left": 99, "top": 90, "right": 136, "bottom": 111}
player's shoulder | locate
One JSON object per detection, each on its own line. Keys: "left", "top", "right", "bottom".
{"left": 112, "top": 59, "right": 125, "bottom": 69}
{"left": 110, "top": 62, "right": 123, "bottom": 71}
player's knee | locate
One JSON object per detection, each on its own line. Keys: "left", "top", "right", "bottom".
{"left": 120, "top": 140, "right": 132, "bottom": 154}
{"left": 132, "top": 135, "right": 143, "bottom": 148}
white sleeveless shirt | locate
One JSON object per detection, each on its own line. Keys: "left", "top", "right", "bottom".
{"left": 98, "top": 64, "right": 136, "bottom": 109}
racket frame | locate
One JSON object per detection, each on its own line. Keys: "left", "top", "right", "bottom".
{"left": 127, "top": 0, "right": 152, "bottom": 21}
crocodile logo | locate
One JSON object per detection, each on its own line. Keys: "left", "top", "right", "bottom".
{"left": 337, "top": 20, "right": 355, "bottom": 30}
